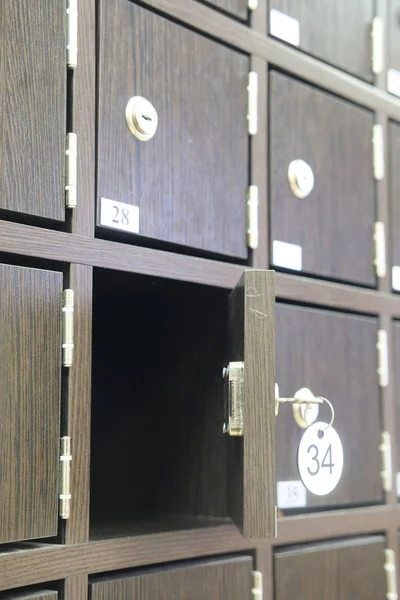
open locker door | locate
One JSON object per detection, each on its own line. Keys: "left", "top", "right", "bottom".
{"left": 224, "top": 270, "right": 276, "bottom": 539}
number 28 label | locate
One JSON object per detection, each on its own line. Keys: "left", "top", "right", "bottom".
{"left": 100, "top": 198, "right": 140, "bottom": 234}
{"left": 297, "top": 422, "right": 343, "bottom": 496}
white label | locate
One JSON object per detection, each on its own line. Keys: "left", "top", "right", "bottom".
{"left": 387, "top": 69, "right": 400, "bottom": 97}
{"left": 100, "top": 198, "right": 139, "bottom": 234}
{"left": 393, "top": 266, "right": 400, "bottom": 291}
{"left": 297, "top": 422, "right": 344, "bottom": 496}
{"left": 270, "top": 9, "right": 300, "bottom": 46}
{"left": 277, "top": 480, "right": 306, "bottom": 509}
{"left": 397, "top": 472, "right": 400, "bottom": 496}
{"left": 273, "top": 240, "right": 302, "bottom": 271}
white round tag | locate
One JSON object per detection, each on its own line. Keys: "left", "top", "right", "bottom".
{"left": 297, "top": 422, "right": 343, "bottom": 496}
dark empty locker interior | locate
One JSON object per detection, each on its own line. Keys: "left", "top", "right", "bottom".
{"left": 0, "top": 1, "right": 399, "bottom": 599}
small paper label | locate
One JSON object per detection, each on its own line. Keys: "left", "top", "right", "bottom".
{"left": 393, "top": 266, "right": 400, "bottom": 291}
{"left": 273, "top": 240, "right": 302, "bottom": 271}
{"left": 277, "top": 480, "right": 306, "bottom": 509}
{"left": 397, "top": 472, "right": 400, "bottom": 496}
{"left": 270, "top": 9, "right": 300, "bottom": 46}
{"left": 387, "top": 69, "right": 400, "bottom": 97}
{"left": 100, "top": 198, "right": 139, "bottom": 234}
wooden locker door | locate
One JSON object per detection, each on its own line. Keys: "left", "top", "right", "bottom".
{"left": 0, "top": 264, "right": 62, "bottom": 543}
{"left": 97, "top": 0, "right": 249, "bottom": 259}
{"left": 0, "top": 0, "right": 66, "bottom": 221}
{"left": 389, "top": 122, "right": 400, "bottom": 291}
{"left": 196, "top": 0, "right": 248, "bottom": 20}
{"left": 275, "top": 304, "right": 382, "bottom": 510}
{"left": 226, "top": 270, "right": 275, "bottom": 538}
{"left": 89, "top": 556, "right": 254, "bottom": 600}
{"left": 268, "top": 1, "right": 373, "bottom": 81}
{"left": 275, "top": 537, "right": 386, "bottom": 599}
{"left": 2, "top": 592, "right": 57, "bottom": 600}
{"left": 270, "top": 71, "right": 375, "bottom": 286}
{"left": 394, "top": 320, "right": 400, "bottom": 499}
{"left": 387, "top": 1, "right": 400, "bottom": 96}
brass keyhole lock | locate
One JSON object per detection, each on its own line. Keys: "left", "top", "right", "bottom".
{"left": 125, "top": 96, "right": 158, "bottom": 141}
{"left": 288, "top": 159, "right": 315, "bottom": 198}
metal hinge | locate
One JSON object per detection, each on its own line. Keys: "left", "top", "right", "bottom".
{"left": 59, "top": 436, "right": 72, "bottom": 519}
{"left": 67, "top": 0, "right": 78, "bottom": 69}
{"left": 380, "top": 432, "right": 392, "bottom": 492}
{"left": 373, "top": 124, "right": 385, "bottom": 180}
{"left": 222, "top": 362, "right": 244, "bottom": 436}
{"left": 62, "top": 289, "right": 74, "bottom": 367}
{"left": 252, "top": 571, "right": 263, "bottom": 598}
{"left": 374, "top": 221, "right": 387, "bottom": 278}
{"left": 248, "top": 0, "right": 258, "bottom": 8}
{"left": 385, "top": 549, "right": 398, "bottom": 600}
{"left": 65, "top": 133, "right": 77, "bottom": 208}
{"left": 371, "top": 17, "right": 384, "bottom": 75}
{"left": 247, "top": 72, "right": 258, "bottom": 135}
{"left": 377, "top": 329, "right": 389, "bottom": 388}
{"left": 247, "top": 185, "right": 259, "bottom": 250}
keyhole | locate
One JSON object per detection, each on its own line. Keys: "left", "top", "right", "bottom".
{"left": 142, "top": 113, "right": 152, "bottom": 121}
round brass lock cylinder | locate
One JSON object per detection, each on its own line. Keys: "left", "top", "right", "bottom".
{"left": 125, "top": 96, "right": 158, "bottom": 141}
{"left": 288, "top": 159, "right": 315, "bottom": 198}
{"left": 293, "top": 387, "right": 319, "bottom": 428}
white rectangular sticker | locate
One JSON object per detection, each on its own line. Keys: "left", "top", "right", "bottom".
{"left": 277, "top": 481, "right": 306, "bottom": 509}
{"left": 273, "top": 240, "right": 302, "bottom": 271}
{"left": 397, "top": 472, "right": 400, "bottom": 497}
{"left": 270, "top": 9, "right": 300, "bottom": 46}
{"left": 387, "top": 69, "right": 400, "bottom": 97}
{"left": 393, "top": 266, "right": 400, "bottom": 291}
{"left": 100, "top": 198, "right": 139, "bottom": 234}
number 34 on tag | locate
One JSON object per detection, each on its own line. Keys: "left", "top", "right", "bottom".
{"left": 100, "top": 198, "right": 140, "bottom": 234}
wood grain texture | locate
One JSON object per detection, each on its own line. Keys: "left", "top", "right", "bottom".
{"left": 0, "top": 264, "right": 62, "bottom": 542}
{"left": 269, "top": 1, "right": 373, "bottom": 81}
{"left": 0, "top": 592, "right": 57, "bottom": 600}
{"left": 275, "top": 536, "right": 386, "bottom": 600}
{"left": 98, "top": 0, "right": 249, "bottom": 258}
{"left": 389, "top": 121, "right": 400, "bottom": 281}
{"left": 89, "top": 556, "right": 253, "bottom": 600}
{"left": 62, "top": 265, "right": 92, "bottom": 544}
{"left": 71, "top": 0, "right": 95, "bottom": 236}
{"left": 0, "top": 0, "right": 65, "bottom": 220}
{"left": 270, "top": 71, "right": 375, "bottom": 286}
{"left": 275, "top": 303, "right": 382, "bottom": 509}
{"left": 388, "top": 0, "right": 400, "bottom": 76}
{"left": 64, "top": 575, "right": 88, "bottom": 600}
{"left": 228, "top": 270, "right": 275, "bottom": 538}
{"left": 196, "top": 0, "right": 247, "bottom": 20}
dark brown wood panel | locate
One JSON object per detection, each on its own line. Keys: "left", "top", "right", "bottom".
{"left": 275, "top": 303, "right": 382, "bottom": 509}
{"left": 196, "top": 0, "right": 247, "bottom": 20}
{"left": 0, "top": 0, "right": 65, "bottom": 221}
{"left": 389, "top": 122, "right": 400, "bottom": 288}
{"left": 0, "top": 264, "right": 62, "bottom": 542}
{"left": 394, "top": 321, "right": 400, "bottom": 497}
{"left": 227, "top": 270, "right": 275, "bottom": 538}
{"left": 97, "top": 0, "right": 249, "bottom": 258}
{"left": 0, "top": 592, "right": 57, "bottom": 599}
{"left": 270, "top": 71, "right": 375, "bottom": 286}
{"left": 275, "top": 536, "right": 386, "bottom": 599}
{"left": 269, "top": 1, "right": 373, "bottom": 81}
{"left": 89, "top": 556, "right": 253, "bottom": 600}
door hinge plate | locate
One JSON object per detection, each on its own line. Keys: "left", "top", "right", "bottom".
{"left": 67, "top": 0, "right": 78, "bottom": 68}
{"left": 373, "top": 124, "right": 385, "bottom": 181}
{"left": 377, "top": 329, "right": 389, "bottom": 388}
{"left": 247, "top": 185, "right": 259, "bottom": 250}
{"left": 65, "top": 133, "right": 77, "bottom": 208}
{"left": 374, "top": 221, "right": 387, "bottom": 278}
{"left": 385, "top": 548, "right": 398, "bottom": 600}
{"left": 62, "top": 289, "right": 74, "bottom": 367}
{"left": 371, "top": 17, "right": 384, "bottom": 75}
{"left": 252, "top": 571, "right": 263, "bottom": 598}
{"left": 247, "top": 71, "right": 258, "bottom": 135}
{"left": 380, "top": 432, "right": 392, "bottom": 492}
{"left": 59, "top": 436, "right": 72, "bottom": 519}
{"left": 223, "top": 362, "right": 244, "bottom": 436}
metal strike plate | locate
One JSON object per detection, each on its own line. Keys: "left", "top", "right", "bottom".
{"left": 125, "top": 96, "right": 158, "bottom": 141}
{"left": 288, "top": 159, "right": 314, "bottom": 198}
{"left": 223, "top": 361, "right": 244, "bottom": 436}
